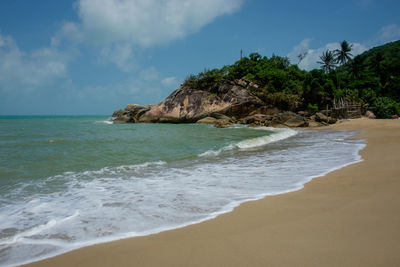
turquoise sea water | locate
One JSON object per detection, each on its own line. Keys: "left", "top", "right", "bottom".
{"left": 0, "top": 116, "right": 365, "bottom": 266}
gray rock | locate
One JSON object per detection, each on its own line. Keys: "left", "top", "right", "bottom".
{"left": 284, "top": 116, "right": 308, "bottom": 127}
{"left": 315, "top": 112, "right": 336, "bottom": 124}
{"left": 315, "top": 112, "right": 328, "bottom": 123}
{"left": 139, "top": 79, "right": 266, "bottom": 123}
{"left": 270, "top": 112, "right": 297, "bottom": 125}
{"left": 214, "top": 121, "right": 232, "bottom": 128}
{"left": 209, "top": 113, "right": 233, "bottom": 121}
{"left": 112, "top": 104, "right": 152, "bottom": 123}
{"left": 240, "top": 114, "right": 270, "bottom": 125}
{"left": 365, "top": 110, "right": 376, "bottom": 119}
{"left": 196, "top": 117, "right": 219, "bottom": 124}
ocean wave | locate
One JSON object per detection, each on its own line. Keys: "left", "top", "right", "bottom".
{"left": 74, "top": 160, "right": 167, "bottom": 178}
{"left": 199, "top": 127, "right": 297, "bottom": 157}
{"left": 0, "top": 129, "right": 364, "bottom": 267}
{"left": 236, "top": 127, "right": 297, "bottom": 149}
{"left": 94, "top": 120, "right": 113, "bottom": 125}
{"left": 0, "top": 210, "right": 79, "bottom": 246}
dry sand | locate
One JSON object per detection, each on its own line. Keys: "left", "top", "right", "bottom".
{"left": 24, "top": 118, "right": 400, "bottom": 267}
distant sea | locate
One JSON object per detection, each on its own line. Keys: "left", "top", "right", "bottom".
{"left": 0, "top": 116, "right": 365, "bottom": 266}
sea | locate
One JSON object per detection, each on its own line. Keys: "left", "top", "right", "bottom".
{"left": 0, "top": 116, "right": 365, "bottom": 266}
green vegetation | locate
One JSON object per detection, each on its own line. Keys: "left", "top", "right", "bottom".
{"left": 183, "top": 40, "right": 400, "bottom": 118}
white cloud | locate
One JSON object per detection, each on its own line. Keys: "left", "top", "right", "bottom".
{"left": 288, "top": 39, "right": 368, "bottom": 71}
{"left": 0, "top": 33, "right": 69, "bottom": 92}
{"left": 161, "top": 76, "right": 179, "bottom": 88}
{"left": 53, "top": 0, "right": 243, "bottom": 71}
{"left": 52, "top": 22, "right": 84, "bottom": 47}
{"left": 373, "top": 24, "right": 400, "bottom": 45}
{"left": 289, "top": 24, "right": 400, "bottom": 71}
{"left": 74, "top": 0, "right": 243, "bottom": 47}
{"left": 100, "top": 43, "right": 137, "bottom": 72}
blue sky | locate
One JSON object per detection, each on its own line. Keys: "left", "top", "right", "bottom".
{"left": 0, "top": 0, "right": 399, "bottom": 115}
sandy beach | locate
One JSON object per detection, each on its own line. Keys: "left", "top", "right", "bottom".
{"left": 23, "top": 118, "right": 400, "bottom": 267}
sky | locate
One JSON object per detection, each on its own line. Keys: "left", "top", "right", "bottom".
{"left": 0, "top": 0, "right": 399, "bottom": 115}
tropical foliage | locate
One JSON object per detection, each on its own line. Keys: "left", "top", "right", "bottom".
{"left": 318, "top": 50, "right": 336, "bottom": 73}
{"left": 335, "top": 40, "right": 353, "bottom": 65}
{"left": 183, "top": 40, "right": 400, "bottom": 118}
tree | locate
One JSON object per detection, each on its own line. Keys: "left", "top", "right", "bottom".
{"left": 297, "top": 51, "right": 308, "bottom": 64}
{"left": 335, "top": 40, "right": 353, "bottom": 65}
{"left": 373, "top": 97, "right": 400, "bottom": 118}
{"left": 249, "top": 52, "right": 261, "bottom": 62}
{"left": 349, "top": 55, "right": 364, "bottom": 79}
{"left": 318, "top": 50, "right": 336, "bottom": 73}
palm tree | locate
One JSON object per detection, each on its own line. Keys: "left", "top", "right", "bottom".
{"left": 349, "top": 55, "right": 364, "bottom": 79}
{"left": 335, "top": 40, "right": 353, "bottom": 65}
{"left": 318, "top": 50, "right": 336, "bottom": 73}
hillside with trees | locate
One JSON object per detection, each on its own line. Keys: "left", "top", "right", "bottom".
{"left": 183, "top": 40, "right": 400, "bottom": 118}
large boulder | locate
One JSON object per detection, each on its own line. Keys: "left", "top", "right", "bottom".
{"left": 315, "top": 112, "right": 337, "bottom": 124}
{"left": 261, "top": 111, "right": 308, "bottom": 128}
{"left": 268, "top": 112, "right": 297, "bottom": 126}
{"left": 284, "top": 116, "right": 308, "bottom": 127}
{"left": 111, "top": 109, "right": 131, "bottom": 123}
{"left": 196, "top": 117, "right": 219, "bottom": 124}
{"left": 111, "top": 104, "right": 153, "bottom": 123}
{"left": 139, "top": 79, "right": 266, "bottom": 123}
{"left": 239, "top": 114, "right": 271, "bottom": 125}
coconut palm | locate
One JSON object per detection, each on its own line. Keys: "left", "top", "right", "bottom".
{"left": 350, "top": 55, "right": 364, "bottom": 79}
{"left": 318, "top": 50, "right": 336, "bottom": 73}
{"left": 335, "top": 40, "right": 353, "bottom": 65}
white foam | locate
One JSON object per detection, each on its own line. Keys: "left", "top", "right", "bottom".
{"left": 199, "top": 149, "right": 223, "bottom": 157}
{"left": 79, "top": 160, "right": 167, "bottom": 177}
{"left": 236, "top": 127, "right": 297, "bottom": 149}
{"left": 0, "top": 130, "right": 365, "bottom": 267}
{"left": 199, "top": 127, "right": 296, "bottom": 158}
{"left": 198, "top": 144, "right": 234, "bottom": 157}
{"left": 0, "top": 211, "right": 80, "bottom": 247}
{"left": 115, "top": 160, "right": 166, "bottom": 171}
{"left": 94, "top": 120, "right": 113, "bottom": 125}
{"left": 1, "top": 220, "right": 57, "bottom": 246}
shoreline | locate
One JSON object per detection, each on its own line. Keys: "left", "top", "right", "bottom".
{"left": 23, "top": 118, "right": 400, "bottom": 267}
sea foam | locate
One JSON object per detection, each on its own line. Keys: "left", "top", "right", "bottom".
{"left": 199, "top": 127, "right": 297, "bottom": 157}
{"left": 0, "top": 129, "right": 364, "bottom": 267}
{"left": 236, "top": 127, "right": 297, "bottom": 149}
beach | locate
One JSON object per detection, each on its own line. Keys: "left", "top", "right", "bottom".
{"left": 20, "top": 118, "right": 400, "bottom": 267}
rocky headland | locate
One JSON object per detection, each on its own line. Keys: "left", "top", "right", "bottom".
{"left": 111, "top": 78, "right": 347, "bottom": 128}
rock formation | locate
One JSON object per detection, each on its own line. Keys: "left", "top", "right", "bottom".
{"left": 138, "top": 80, "right": 266, "bottom": 123}
{"left": 111, "top": 104, "right": 153, "bottom": 123}
{"left": 111, "top": 78, "right": 338, "bottom": 128}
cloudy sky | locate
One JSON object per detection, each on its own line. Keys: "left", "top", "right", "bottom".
{"left": 0, "top": 0, "right": 399, "bottom": 115}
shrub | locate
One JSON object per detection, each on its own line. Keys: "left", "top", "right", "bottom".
{"left": 373, "top": 97, "right": 400, "bottom": 118}
{"left": 307, "top": 103, "right": 319, "bottom": 113}
{"left": 264, "top": 92, "right": 300, "bottom": 111}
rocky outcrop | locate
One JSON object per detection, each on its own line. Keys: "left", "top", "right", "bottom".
{"left": 239, "top": 114, "right": 271, "bottom": 125}
{"left": 111, "top": 78, "right": 339, "bottom": 128}
{"left": 138, "top": 80, "right": 266, "bottom": 123}
{"left": 111, "top": 104, "right": 153, "bottom": 123}
{"left": 284, "top": 116, "right": 308, "bottom": 127}
{"left": 315, "top": 112, "right": 337, "bottom": 124}
{"left": 196, "top": 113, "right": 233, "bottom": 126}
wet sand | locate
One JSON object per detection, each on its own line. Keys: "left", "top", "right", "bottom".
{"left": 24, "top": 118, "right": 400, "bottom": 267}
